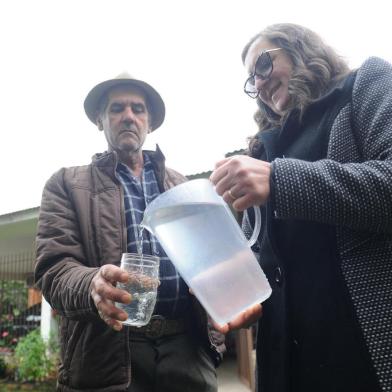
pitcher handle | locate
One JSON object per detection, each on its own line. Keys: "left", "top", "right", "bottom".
{"left": 244, "top": 206, "right": 261, "bottom": 247}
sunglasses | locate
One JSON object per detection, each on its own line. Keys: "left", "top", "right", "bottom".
{"left": 244, "top": 48, "right": 282, "bottom": 98}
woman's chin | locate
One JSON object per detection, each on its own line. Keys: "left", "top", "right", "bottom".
{"left": 272, "top": 96, "right": 289, "bottom": 115}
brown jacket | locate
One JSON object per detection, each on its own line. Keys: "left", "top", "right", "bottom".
{"left": 35, "top": 147, "right": 224, "bottom": 392}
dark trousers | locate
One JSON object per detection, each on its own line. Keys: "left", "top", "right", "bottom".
{"left": 128, "top": 332, "right": 217, "bottom": 392}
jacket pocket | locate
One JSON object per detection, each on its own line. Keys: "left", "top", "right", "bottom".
{"left": 59, "top": 318, "right": 130, "bottom": 390}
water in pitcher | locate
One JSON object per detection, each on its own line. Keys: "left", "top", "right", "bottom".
{"left": 147, "top": 202, "right": 271, "bottom": 325}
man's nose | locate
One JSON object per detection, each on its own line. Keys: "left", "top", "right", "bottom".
{"left": 122, "top": 106, "right": 136, "bottom": 122}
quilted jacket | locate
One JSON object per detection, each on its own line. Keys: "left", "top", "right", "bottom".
{"left": 35, "top": 147, "right": 224, "bottom": 392}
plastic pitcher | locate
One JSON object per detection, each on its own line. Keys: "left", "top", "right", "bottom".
{"left": 141, "top": 178, "right": 272, "bottom": 325}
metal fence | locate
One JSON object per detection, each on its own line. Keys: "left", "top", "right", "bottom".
{"left": 0, "top": 251, "right": 40, "bottom": 349}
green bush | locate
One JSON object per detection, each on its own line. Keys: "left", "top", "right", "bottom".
{"left": 14, "top": 329, "right": 55, "bottom": 382}
{"left": 0, "top": 280, "right": 27, "bottom": 325}
{"left": 0, "top": 356, "right": 6, "bottom": 378}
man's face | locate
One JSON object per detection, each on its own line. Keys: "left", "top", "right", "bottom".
{"left": 97, "top": 86, "right": 151, "bottom": 155}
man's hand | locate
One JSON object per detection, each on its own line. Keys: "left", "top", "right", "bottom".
{"left": 90, "top": 264, "right": 131, "bottom": 331}
{"left": 212, "top": 303, "right": 263, "bottom": 334}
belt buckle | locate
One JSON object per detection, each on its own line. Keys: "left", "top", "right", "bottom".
{"left": 145, "top": 315, "right": 165, "bottom": 339}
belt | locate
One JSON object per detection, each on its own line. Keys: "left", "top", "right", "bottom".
{"left": 127, "top": 315, "right": 187, "bottom": 339}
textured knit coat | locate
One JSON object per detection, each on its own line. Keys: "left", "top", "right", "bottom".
{"left": 248, "top": 57, "right": 392, "bottom": 392}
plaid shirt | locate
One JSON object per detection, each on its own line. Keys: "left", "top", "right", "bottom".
{"left": 116, "top": 154, "right": 190, "bottom": 318}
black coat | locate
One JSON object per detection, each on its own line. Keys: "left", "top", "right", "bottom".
{"left": 246, "top": 57, "right": 392, "bottom": 392}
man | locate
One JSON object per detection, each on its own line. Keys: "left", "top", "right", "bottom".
{"left": 34, "top": 73, "right": 224, "bottom": 391}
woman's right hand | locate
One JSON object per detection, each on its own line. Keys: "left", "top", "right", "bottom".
{"left": 210, "top": 155, "right": 271, "bottom": 211}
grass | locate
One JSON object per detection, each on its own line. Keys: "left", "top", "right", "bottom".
{"left": 0, "top": 379, "right": 56, "bottom": 391}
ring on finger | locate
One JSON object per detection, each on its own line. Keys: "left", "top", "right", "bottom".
{"left": 228, "top": 189, "right": 237, "bottom": 201}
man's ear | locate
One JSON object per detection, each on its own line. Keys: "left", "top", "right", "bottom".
{"left": 96, "top": 116, "right": 103, "bottom": 131}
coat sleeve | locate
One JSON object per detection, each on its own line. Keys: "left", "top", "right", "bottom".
{"left": 34, "top": 168, "right": 99, "bottom": 320}
{"left": 272, "top": 57, "right": 392, "bottom": 234}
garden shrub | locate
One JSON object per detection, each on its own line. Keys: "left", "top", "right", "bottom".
{"left": 0, "top": 356, "right": 6, "bottom": 378}
{"left": 14, "top": 329, "right": 55, "bottom": 382}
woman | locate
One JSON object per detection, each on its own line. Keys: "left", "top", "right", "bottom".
{"left": 210, "top": 23, "right": 392, "bottom": 392}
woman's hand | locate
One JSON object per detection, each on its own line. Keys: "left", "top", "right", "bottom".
{"left": 212, "top": 303, "right": 263, "bottom": 334}
{"left": 210, "top": 155, "right": 271, "bottom": 211}
{"left": 90, "top": 264, "right": 131, "bottom": 331}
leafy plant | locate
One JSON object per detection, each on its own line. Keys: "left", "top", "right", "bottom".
{"left": 47, "top": 330, "right": 60, "bottom": 360}
{"left": 0, "top": 330, "right": 19, "bottom": 348}
{"left": 0, "top": 356, "right": 6, "bottom": 378}
{"left": 0, "top": 280, "right": 28, "bottom": 351}
{"left": 0, "top": 280, "right": 26, "bottom": 323}
{"left": 14, "top": 329, "right": 55, "bottom": 382}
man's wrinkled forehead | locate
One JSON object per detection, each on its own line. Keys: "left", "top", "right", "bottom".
{"left": 106, "top": 84, "right": 148, "bottom": 104}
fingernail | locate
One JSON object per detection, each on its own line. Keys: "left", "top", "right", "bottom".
{"left": 122, "top": 294, "right": 132, "bottom": 303}
{"left": 119, "top": 312, "right": 128, "bottom": 321}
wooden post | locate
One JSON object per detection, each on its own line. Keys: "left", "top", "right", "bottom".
{"left": 236, "top": 328, "right": 256, "bottom": 391}
{"left": 27, "top": 287, "right": 41, "bottom": 307}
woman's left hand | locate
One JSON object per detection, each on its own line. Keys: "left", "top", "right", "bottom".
{"left": 211, "top": 303, "right": 263, "bottom": 334}
{"left": 210, "top": 155, "right": 271, "bottom": 211}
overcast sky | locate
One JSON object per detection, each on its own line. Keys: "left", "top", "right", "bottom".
{"left": 1, "top": 0, "right": 392, "bottom": 216}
